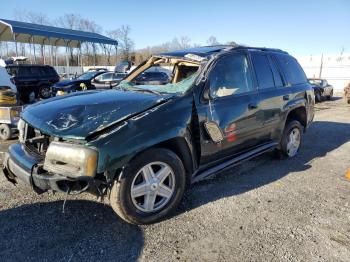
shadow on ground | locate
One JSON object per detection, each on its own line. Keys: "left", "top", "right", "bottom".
{"left": 179, "top": 120, "right": 350, "bottom": 212}
{"left": 0, "top": 200, "right": 143, "bottom": 262}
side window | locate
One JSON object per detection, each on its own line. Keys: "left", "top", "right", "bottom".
{"left": 209, "top": 53, "right": 253, "bottom": 98}
{"left": 268, "top": 56, "right": 283, "bottom": 87}
{"left": 274, "top": 54, "right": 307, "bottom": 85}
{"left": 30, "top": 67, "right": 41, "bottom": 76}
{"left": 101, "top": 73, "right": 112, "bottom": 81}
{"left": 251, "top": 52, "right": 274, "bottom": 89}
{"left": 19, "top": 67, "right": 32, "bottom": 77}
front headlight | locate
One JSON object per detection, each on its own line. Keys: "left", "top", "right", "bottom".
{"left": 43, "top": 142, "right": 98, "bottom": 178}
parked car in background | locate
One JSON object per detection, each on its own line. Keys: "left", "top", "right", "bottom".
{"left": 6, "top": 64, "right": 59, "bottom": 102}
{"left": 2, "top": 46, "right": 314, "bottom": 225}
{"left": 52, "top": 69, "right": 107, "bottom": 96}
{"left": 0, "top": 66, "right": 17, "bottom": 93}
{"left": 344, "top": 83, "right": 350, "bottom": 104}
{"left": 134, "top": 71, "right": 170, "bottom": 85}
{"left": 114, "top": 61, "right": 131, "bottom": 73}
{"left": 308, "top": 78, "right": 334, "bottom": 102}
{"left": 0, "top": 66, "right": 22, "bottom": 140}
{"left": 92, "top": 72, "right": 127, "bottom": 89}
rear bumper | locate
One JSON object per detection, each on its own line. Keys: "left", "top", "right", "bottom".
{"left": 2, "top": 143, "right": 90, "bottom": 194}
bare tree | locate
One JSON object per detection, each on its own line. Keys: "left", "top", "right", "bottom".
{"left": 207, "top": 36, "right": 220, "bottom": 45}
{"left": 109, "top": 25, "right": 134, "bottom": 61}
{"left": 226, "top": 41, "right": 239, "bottom": 47}
{"left": 179, "top": 36, "right": 191, "bottom": 49}
{"left": 78, "top": 18, "right": 103, "bottom": 65}
{"left": 14, "top": 9, "right": 50, "bottom": 62}
{"left": 55, "top": 14, "right": 82, "bottom": 65}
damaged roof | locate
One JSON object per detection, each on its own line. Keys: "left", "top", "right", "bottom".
{"left": 160, "top": 45, "right": 289, "bottom": 59}
{"left": 160, "top": 45, "right": 233, "bottom": 58}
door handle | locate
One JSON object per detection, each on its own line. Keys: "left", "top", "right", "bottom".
{"left": 248, "top": 103, "right": 258, "bottom": 109}
{"left": 283, "top": 95, "right": 290, "bottom": 101}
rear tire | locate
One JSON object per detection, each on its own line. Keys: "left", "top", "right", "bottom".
{"left": 110, "top": 148, "right": 186, "bottom": 225}
{"left": 326, "top": 90, "right": 333, "bottom": 100}
{"left": 315, "top": 91, "right": 322, "bottom": 102}
{"left": 277, "top": 120, "right": 303, "bottom": 158}
{"left": 0, "top": 124, "right": 12, "bottom": 140}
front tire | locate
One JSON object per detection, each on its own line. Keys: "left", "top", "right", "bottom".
{"left": 315, "top": 91, "right": 322, "bottom": 102}
{"left": 110, "top": 148, "right": 186, "bottom": 224}
{"left": 278, "top": 120, "right": 303, "bottom": 158}
{"left": 39, "top": 86, "right": 51, "bottom": 99}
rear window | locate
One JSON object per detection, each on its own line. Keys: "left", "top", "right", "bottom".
{"left": 274, "top": 54, "right": 307, "bottom": 85}
{"left": 43, "top": 67, "right": 57, "bottom": 77}
{"left": 251, "top": 52, "right": 275, "bottom": 89}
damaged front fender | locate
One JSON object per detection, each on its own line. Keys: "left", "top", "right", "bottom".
{"left": 87, "top": 93, "right": 197, "bottom": 181}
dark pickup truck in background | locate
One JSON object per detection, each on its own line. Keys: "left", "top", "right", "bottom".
{"left": 2, "top": 45, "right": 314, "bottom": 225}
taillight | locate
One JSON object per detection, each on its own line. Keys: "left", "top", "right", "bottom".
{"left": 10, "top": 78, "right": 15, "bottom": 85}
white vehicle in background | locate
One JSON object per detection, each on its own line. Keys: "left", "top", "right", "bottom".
{"left": 0, "top": 59, "right": 22, "bottom": 140}
{"left": 0, "top": 61, "right": 17, "bottom": 93}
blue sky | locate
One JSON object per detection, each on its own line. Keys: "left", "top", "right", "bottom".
{"left": 1, "top": 0, "right": 350, "bottom": 55}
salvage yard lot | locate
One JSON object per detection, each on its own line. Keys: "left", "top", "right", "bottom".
{"left": 0, "top": 98, "right": 349, "bottom": 261}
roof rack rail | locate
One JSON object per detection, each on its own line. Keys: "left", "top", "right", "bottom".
{"left": 231, "top": 46, "right": 289, "bottom": 54}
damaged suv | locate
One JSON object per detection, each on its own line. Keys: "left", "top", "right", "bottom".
{"left": 2, "top": 46, "right": 314, "bottom": 224}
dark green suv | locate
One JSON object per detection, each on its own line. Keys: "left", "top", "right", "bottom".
{"left": 2, "top": 46, "right": 315, "bottom": 224}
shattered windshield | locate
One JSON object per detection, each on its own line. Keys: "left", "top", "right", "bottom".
{"left": 118, "top": 72, "right": 199, "bottom": 95}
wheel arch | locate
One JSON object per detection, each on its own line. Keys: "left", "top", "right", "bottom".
{"left": 285, "top": 106, "right": 307, "bottom": 129}
{"left": 116, "top": 136, "right": 195, "bottom": 187}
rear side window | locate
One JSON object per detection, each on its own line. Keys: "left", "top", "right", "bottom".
{"left": 274, "top": 54, "right": 307, "bottom": 85}
{"left": 268, "top": 56, "right": 283, "bottom": 87}
{"left": 251, "top": 52, "right": 274, "bottom": 89}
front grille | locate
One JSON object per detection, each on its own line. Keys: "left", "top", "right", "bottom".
{"left": 20, "top": 121, "right": 51, "bottom": 159}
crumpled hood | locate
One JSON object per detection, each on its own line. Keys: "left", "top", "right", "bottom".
{"left": 22, "top": 90, "right": 170, "bottom": 140}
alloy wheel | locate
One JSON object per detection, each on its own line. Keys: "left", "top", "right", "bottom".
{"left": 286, "top": 127, "right": 301, "bottom": 157}
{"left": 130, "top": 161, "right": 176, "bottom": 213}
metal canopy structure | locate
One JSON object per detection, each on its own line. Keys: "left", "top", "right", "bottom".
{"left": 0, "top": 18, "right": 118, "bottom": 72}
{"left": 0, "top": 19, "right": 117, "bottom": 48}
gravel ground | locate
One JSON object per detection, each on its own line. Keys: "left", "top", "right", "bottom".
{"left": 0, "top": 97, "right": 349, "bottom": 262}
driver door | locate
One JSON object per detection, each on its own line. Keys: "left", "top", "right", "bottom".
{"left": 195, "top": 51, "right": 264, "bottom": 166}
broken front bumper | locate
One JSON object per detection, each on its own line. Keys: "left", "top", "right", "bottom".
{"left": 2, "top": 143, "right": 89, "bottom": 194}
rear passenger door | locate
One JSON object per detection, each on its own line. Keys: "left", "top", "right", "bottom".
{"left": 272, "top": 53, "right": 313, "bottom": 128}
{"left": 250, "top": 51, "right": 289, "bottom": 141}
